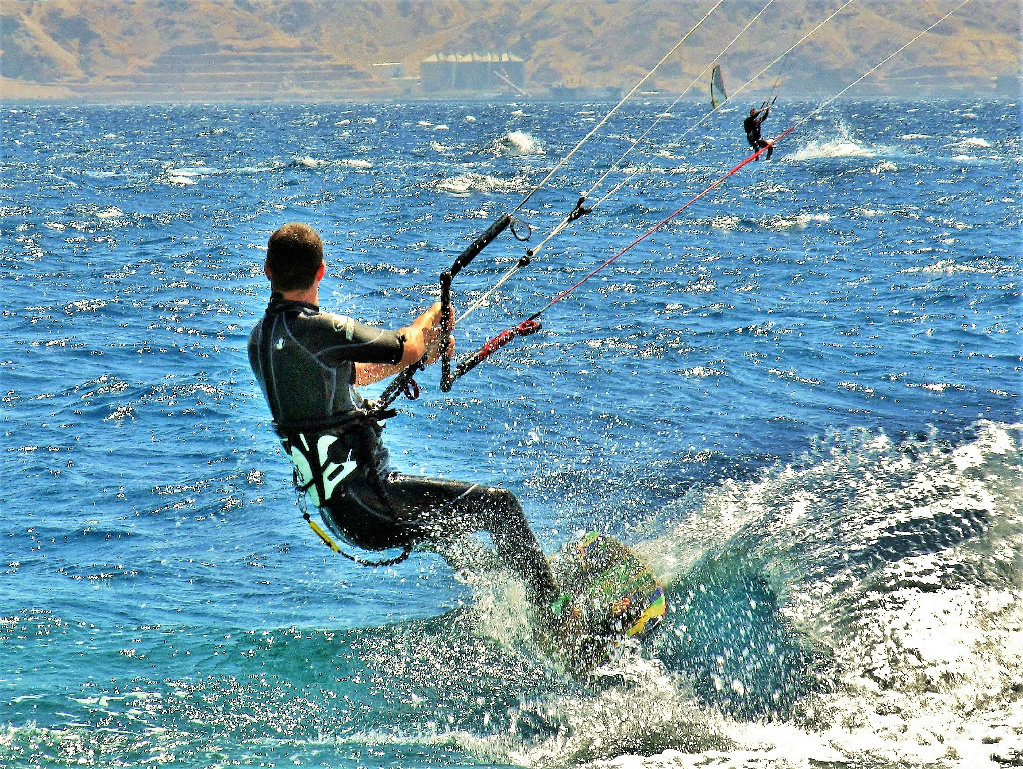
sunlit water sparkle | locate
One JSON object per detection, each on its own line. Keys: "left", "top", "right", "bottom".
{"left": 2, "top": 99, "right": 1020, "bottom": 768}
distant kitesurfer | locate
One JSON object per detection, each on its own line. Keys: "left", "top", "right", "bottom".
{"left": 744, "top": 105, "right": 774, "bottom": 159}
{"left": 249, "top": 223, "right": 561, "bottom": 618}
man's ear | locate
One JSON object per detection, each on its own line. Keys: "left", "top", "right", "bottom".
{"left": 264, "top": 259, "right": 272, "bottom": 280}
{"left": 316, "top": 262, "right": 326, "bottom": 282}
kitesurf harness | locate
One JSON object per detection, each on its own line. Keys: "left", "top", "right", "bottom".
{"left": 276, "top": 411, "right": 413, "bottom": 566}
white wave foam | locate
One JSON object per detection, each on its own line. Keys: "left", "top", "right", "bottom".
{"left": 504, "top": 661, "right": 724, "bottom": 768}
{"left": 492, "top": 130, "right": 543, "bottom": 156}
{"left": 292, "top": 155, "right": 326, "bottom": 168}
{"left": 682, "top": 366, "right": 724, "bottom": 378}
{"left": 788, "top": 139, "right": 875, "bottom": 161}
{"left": 767, "top": 212, "right": 830, "bottom": 230}
{"left": 434, "top": 175, "right": 478, "bottom": 195}
{"left": 163, "top": 165, "right": 215, "bottom": 185}
{"left": 630, "top": 421, "right": 1023, "bottom": 769}
{"left": 64, "top": 299, "right": 107, "bottom": 314}
{"left": 433, "top": 172, "right": 523, "bottom": 195}
{"left": 958, "top": 137, "right": 991, "bottom": 148}
{"left": 902, "top": 258, "right": 997, "bottom": 276}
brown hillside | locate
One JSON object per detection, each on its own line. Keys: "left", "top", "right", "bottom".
{"left": 1, "top": 0, "right": 1018, "bottom": 102}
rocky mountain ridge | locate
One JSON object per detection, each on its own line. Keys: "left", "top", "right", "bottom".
{"left": 2, "top": 0, "right": 1019, "bottom": 102}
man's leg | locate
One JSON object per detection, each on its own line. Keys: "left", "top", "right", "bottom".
{"left": 381, "top": 473, "right": 560, "bottom": 607}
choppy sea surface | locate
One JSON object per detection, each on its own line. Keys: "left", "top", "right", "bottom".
{"left": 1, "top": 98, "right": 1020, "bottom": 768}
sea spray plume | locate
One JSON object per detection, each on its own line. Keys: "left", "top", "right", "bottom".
{"left": 490, "top": 130, "right": 545, "bottom": 156}
{"left": 632, "top": 422, "right": 1022, "bottom": 762}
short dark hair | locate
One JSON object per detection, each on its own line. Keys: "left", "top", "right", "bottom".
{"left": 266, "top": 223, "right": 324, "bottom": 292}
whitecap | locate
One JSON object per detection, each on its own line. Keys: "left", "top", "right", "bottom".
{"left": 433, "top": 172, "right": 522, "bottom": 195}
{"left": 958, "top": 137, "right": 991, "bottom": 148}
{"left": 64, "top": 299, "right": 107, "bottom": 314}
{"left": 683, "top": 366, "right": 725, "bottom": 378}
{"left": 796, "top": 212, "right": 829, "bottom": 224}
{"left": 104, "top": 405, "right": 135, "bottom": 421}
{"left": 492, "top": 130, "right": 543, "bottom": 155}
{"left": 788, "top": 139, "right": 875, "bottom": 161}
{"left": 168, "top": 166, "right": 215, "bottom": 175}
{"left": 767, "top": 212, "right": 830, "bottom": 230}
{"left": 435, "top": 176, "right": 473, "bottom": 195}
{"left": 711, "top": 215, "right": 740, "bottom": 230}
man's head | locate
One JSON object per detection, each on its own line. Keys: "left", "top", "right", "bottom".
{"left": 750, "top": 108, "right": 757, "bottom": 115}
{"left": 265, "top": 222, "right": 324, "bottom": 292}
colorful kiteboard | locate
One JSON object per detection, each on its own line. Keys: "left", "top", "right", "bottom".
{"left": 546, "top": 532, "right": 667, "bottom": 674}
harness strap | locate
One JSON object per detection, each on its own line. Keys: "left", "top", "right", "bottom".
{"left": 302, "top": 510, "right": 411, "bottom": 567}
{"left": 279, "top": 411, "right": 411, "bottom": 568}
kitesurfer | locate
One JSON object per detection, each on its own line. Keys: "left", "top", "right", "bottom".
{"left": 744, "top": 105, "right": 773, "bottom": 159}
{"left": 249, "top": 223, "right": 561, "bottom": 616}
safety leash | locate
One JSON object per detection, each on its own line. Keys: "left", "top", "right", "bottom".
{"left": 294, "top": 477, "right": 411, "bottom": 567}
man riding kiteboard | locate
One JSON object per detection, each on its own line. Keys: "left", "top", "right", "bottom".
{"left": 744, "top": 105, "right": 774, "bottom": 159}
{"left": 248, "top": 223, "right": 561, "bottom": 621}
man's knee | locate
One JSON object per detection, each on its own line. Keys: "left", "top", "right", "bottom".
{"left": 476, "top": 485, "right": 520, "bottom": 509}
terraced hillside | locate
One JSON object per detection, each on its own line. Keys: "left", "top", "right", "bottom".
{"left": 1, "top": 0, "right": 1018, "bottom": 102}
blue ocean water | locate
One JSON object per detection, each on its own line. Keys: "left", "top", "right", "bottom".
{"left": 1, "top": 98, "right": 1020, "bottom": 768}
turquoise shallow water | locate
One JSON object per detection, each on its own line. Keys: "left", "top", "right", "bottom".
{"left": 1, "top": 99, "right": 1020, "bottom": 768}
